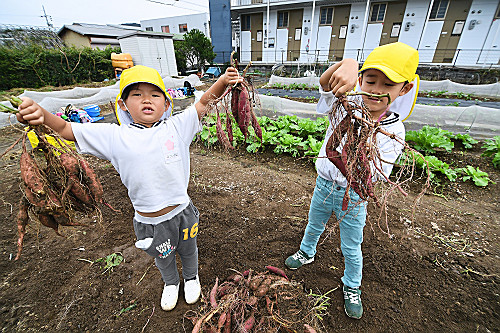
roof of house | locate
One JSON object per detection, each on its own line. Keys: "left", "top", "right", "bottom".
{"left": 57, "top": 23, "right": 141, "bottom": 38}
{"left": 117, "top": 30, "right": 175, "bottom": 39}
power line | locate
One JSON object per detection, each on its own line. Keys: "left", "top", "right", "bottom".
{"left": 145, "top": 0, "right": 208, "bottom": 13}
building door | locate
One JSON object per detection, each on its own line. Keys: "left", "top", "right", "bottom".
{"left": 251, "top": 13, "right": 263, "bottom": 61}
{"left": 287, "top": 9, "right": 303, "bottom": 61}
{"left": 148, "top": 37, "right": 165, "bottom": 74}
{"left": 379, "top": 1, "right": 406, "bottom": 45}
{"left": 433, "top": 0, "right": 472, "bottom": 63}
{"left": 329, "top": 5, "right": 351, "bottom": 61}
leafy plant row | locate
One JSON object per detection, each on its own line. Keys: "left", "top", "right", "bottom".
{"left": 0, "top": 45, "right": 119, "bottom": 90}
{"left": 197, "top": 116, "right": 498, "bottom": 187}
{"left": 266, "top": 82, "right": 319, "bottom": 91}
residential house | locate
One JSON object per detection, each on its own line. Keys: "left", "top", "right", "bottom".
{"left": 57, "top": 23, "right": 141, "bottom": 49}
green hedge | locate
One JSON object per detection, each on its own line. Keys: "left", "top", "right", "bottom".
{"left": 0, "top": 45, "right": 120, "bottom": 90}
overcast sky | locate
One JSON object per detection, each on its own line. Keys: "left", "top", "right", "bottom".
{"left": 1, "top": 0, "right": 210, "bottom": 29}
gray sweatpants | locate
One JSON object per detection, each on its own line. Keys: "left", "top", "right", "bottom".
{"left": 133, "top": 201, "right": 199, "bottom": 285}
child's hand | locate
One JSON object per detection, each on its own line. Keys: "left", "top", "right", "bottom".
{"left": 16, "top": 97, "right": 45, "bottom": 125}
{"left": 223, "top": 67, "right": 243, "bottom": 86}
{"left": 320, "top": 58, "right": 359, "bottom": 97}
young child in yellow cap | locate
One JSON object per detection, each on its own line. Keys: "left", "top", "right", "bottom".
{"left": 16, "top": 64, "right": 243, "bottom": 312}
{"left": 285, "top": 42, "right": 419, "bottom": 319}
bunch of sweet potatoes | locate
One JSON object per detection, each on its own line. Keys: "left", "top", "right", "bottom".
{"left": 187, "top": 266, "right": 318, "bottom": 333}
{"left": 15, "top": 125, "right": 106, "bottom": 260}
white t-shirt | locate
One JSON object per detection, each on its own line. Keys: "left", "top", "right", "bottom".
{"left": 315, "top": 88, "right": 405, "bottom": 187}
{"left": 72, "top": 105, "right": 202, "bottom": 214}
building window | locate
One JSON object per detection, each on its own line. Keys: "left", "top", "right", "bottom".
{"left": 161, "top": 25, "right": 170, "bottom": 33}
{"left": 278, "top": 11, "right": 288, "bottom": 28}
{"left": 370, "top": 3, "right": 387, "bottom": 22}
{"left": 429, "top": 0, "right": 449, "bottom": 20}
{"left": 320, "top": 7, "right": 333, "bottom": 25}
{"left": 179, "top": 23, "right": 188, "bottom": 33}
{"left": 241, "top": 15, "right": 251, "bottom": 30}
{"left": 145, "top": 27, "right": 153, "bottom": 31}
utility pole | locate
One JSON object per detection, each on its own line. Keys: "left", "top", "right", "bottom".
{"left": 41, "top": 5, "right": 53, "bottom": 28}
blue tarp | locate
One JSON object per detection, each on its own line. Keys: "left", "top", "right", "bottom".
{"left": 205, "top": 67, "right": 221, "bottom": 77}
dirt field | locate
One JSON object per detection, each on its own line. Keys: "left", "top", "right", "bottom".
{"left": 0, "top": 97, "right": 498, "bottom": 332}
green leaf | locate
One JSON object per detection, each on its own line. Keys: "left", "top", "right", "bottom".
{"left": 406, "top": 126, "right": 454, "bottom": 154}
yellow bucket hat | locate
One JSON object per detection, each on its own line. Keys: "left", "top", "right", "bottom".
{"left": 358, "top": 42, "right": 420, "bottom": 121}
{"left": 114, "top": 65, "right": 173, "bottom": 125}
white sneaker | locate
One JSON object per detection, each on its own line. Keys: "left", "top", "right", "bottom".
{"left": 161, "top": 283, "right": 179, "bottom": 311}
{"left": 184, "top": 275, "right": 201, "bottom": 305}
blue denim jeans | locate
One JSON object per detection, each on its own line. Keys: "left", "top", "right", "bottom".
{"left": 299, "top": 176, "right": 367, "bottom": 288}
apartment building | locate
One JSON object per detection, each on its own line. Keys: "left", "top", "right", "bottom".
{"left": 229, "top": 0, "right": 500, "bottom": 66}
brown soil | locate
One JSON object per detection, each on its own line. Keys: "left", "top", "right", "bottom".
{"left": 0, "top": 98, "right": 498, "bottom": 333}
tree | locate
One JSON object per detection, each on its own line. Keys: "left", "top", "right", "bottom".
{"left": 174, "top": 29, "right": 215, "bottom": 73}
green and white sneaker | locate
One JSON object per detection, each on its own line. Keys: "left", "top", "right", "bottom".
{"left": 285, "top": 249, "right": 314, "bottom": 270}
{"left": 343, "top": 285, "right": 363, "bottom": 319}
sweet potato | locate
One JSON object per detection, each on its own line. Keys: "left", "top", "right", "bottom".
{"left": 250, "top": 111, "right": 262, "bottom": 142}
{"left": 59, "top": 153, "right": 80, "bottom": 176}
{"left": 249, "top": 276, "right": 264, "bottom": 290}
{"left": 304, "top": 324, "right": 317, "bottom": 333}
{"left": 216, "top": 112, "right": 233, "bottom": 150}
{"left": 242, "top": 311, "right": 255, "bottom": 332}
{"left": 231, "top": 88, "right": 240, "bottom": 122}
{"left": 217, "top": 312, "right": 227, "bottom": 331}
{"left": 20, "top": 151, "right": 46, "bottom": 195}
{"left": 225, "top": 108, "right": 234, "bottom": 144}
{"left": 237, "top": 87, "right": 251, "bottom": 138}
{"left": 254, "top": 278, "right": 272, "bottom": 297}
{"left": 67, "top": 175, "right": 93, "bottom": 206}
{"left": 15, "top": 197, "right": 29, "bottom": 260}
{"left": 37, "top": 213, "right": 62, "bottom": 236}
{"left": 78, "top": 157, "right": 104, "bottom": 204}
{"left": 265, "top": 265, "right": 288, "bottom": 280}
{"left": 24, "top": 185, "right": 62, "bottom": 212}
{"left": 210, "top": 277, "right": 219, "bottom": 308}
{"left": 223, "top": 312, "right": 231, "bottom": 333}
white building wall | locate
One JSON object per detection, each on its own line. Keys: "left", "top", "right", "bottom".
{"left": 118, "top": 37, "right": 143, "bottom": 65}
{"left": 344, "top": 3, "right": 367, "bottom": 60}
{"left": 455, "top": 0, "right": 500, "bottom": 65}
{"left": 276, "top": 27, "right": 289, "bottom": 63}
{"left": 140, "top": 13, "right": 210, "bottom": 37}
{"left": 399, "top": 0, "right": 430, "bottom": 49}
{"left": 362, "top": 23, "right": 383, "bottom": 61}
{"left": 299, "top": 6, "right": 324, "bottom": 63}
{"left": 240, "top": 31, "right": 252, "bottom": 62}
{"left": 419, "top": 21, "right": 444, "bottom": 63}
{"left": 478, "top": 19, "right": 500, "bottom": 64}
{"left": 263, "top": 10, "right": 278, "bottom": 63}
{"left": 119, "top": 36, "right": 177, "bottom": 76}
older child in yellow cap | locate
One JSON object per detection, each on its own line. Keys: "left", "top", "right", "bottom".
{"left": 16, "top": 64, "right": 243, "bottom": 312}
{"left": 285, "top": 42, "right": 419, "bottom": 319}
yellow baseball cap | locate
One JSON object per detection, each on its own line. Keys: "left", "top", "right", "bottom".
{"left": 359, "top": 42, "right": 419, "bottom": 83}
{"left": 114, "top": 65, "right": 173, "bottom": 125}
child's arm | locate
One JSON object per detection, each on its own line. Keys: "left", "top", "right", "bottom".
{"left": 195, "top": 67, "right": 243, "bottom": 120}
{"left": 319, "top": 58, "right": 359, "bottom": 97}
{"left": 16, "top": 97, "right": 76, "bottom": 141}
